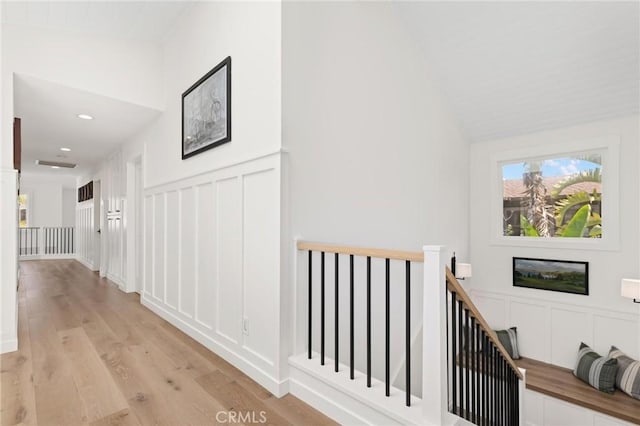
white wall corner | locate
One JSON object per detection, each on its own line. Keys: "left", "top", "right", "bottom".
{"left": 0, "top": 169, "right": 18, "bottom": 354}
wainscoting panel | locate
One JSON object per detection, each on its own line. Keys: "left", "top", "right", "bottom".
{"left": 242, "top": 168, "right": 279, "bottom": 367}
{"left": 195, "top": 182, "right": 215, "bottom": 330}
{"left": 215, "top": 177, "right": 242, "bottom": 345}
{"left": 471, "top": 292, "right": 507, "bottom": 329}
{"left": 179, "top": 187, "right": 196, "bottom": 318}
{"left": 141, "top": 152, "right": 286, "bottom": 395}
{"left": 470, "top": 289, "right": 639, "bottom": 369}
{"left": 550, "top": 308, "right": 591, "bottom": 367}
{"left": 509, "top": 301, "right": 548, "bottom": 361}
{"left": 593, "top": 314, "right": 638, "bottom": 355}
{"left": 165, "top": 190, "right": 179, "bottom": 310}
{"left": 76, "top": 201, "right": 94, "bottom": 268}
{"left": 153, "top": 193, "right": 165, "bottom": 302}
{"left": 143, "top": 195, "right": 154, "bottom": 298}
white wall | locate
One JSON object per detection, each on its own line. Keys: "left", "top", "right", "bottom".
{"left": 62, "top": 188, "right": 75, "bottom": 227}
{"left": 283, "top": 1, "right": 470, "bottom": 394}
{"left": 144, "top": 1, "right": 281, "bottom": 189}
{"left": 469, "top": 115, "right": 640, "bottom": 367}
{"left": 19, "top": 172, "right": 76, "bottom": 228}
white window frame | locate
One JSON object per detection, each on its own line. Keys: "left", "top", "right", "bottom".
{"left": 490, "top": 136, "right": 620, "bottom": 251}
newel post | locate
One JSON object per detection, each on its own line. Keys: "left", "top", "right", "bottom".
{"left": 422, "top": 245, "right": 449, "bottom": 425}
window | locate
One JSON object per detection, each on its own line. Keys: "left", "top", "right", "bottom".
{"left": 18, "top": 194, "right": 28, "bottom": 228}
{"left": 502, "top": 153, "right": 602, "bottom": 238}
{"left": 491, "top": 136, "right": 619, "bottom": 250}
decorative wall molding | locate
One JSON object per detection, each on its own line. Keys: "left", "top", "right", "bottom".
{"left": 142, "top": 152, "right": 287, "bottom": 395}
{"left": 524, "top": 389, "right": 635, "bottom": 426}
{"left": 470, "top": 288, "right": 639, "bottom": 368}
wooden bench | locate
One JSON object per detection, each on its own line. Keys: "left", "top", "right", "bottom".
{"left": 515, "top": 357, "right": 640, "bottom": 425}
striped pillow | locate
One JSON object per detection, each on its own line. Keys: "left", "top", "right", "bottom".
{"left": 573, "top": 343, "right": 618, "bottom": 394}
{"left": 495, "top": 327, "right": 520, "bottom": 360}
{"left": 609, "top": 346, "right": 640, "bottom": 400}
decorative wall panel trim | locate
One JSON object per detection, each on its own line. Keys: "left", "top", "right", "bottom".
{"left": 142, "top": 152, "right": 285, "bottom": 389}
{"left": 470, "top": 288, "right": 639, "bottom": 368}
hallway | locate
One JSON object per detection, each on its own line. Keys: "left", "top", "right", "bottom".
{"left": 0, "top": 260, "right": 335, "bottom": 426}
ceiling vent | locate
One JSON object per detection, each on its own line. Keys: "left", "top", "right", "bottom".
{"left": 36, "top": 160, "right": 77, "bottom": 168}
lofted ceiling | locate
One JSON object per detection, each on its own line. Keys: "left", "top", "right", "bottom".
{"left": 393, "top": 1, "right": 640, "bottom": 142}
{"left": 15, "top": 75, "right": 160, "bottom": 177}
{"left": 0, "top": 1, "right": 191, "bottom": 43}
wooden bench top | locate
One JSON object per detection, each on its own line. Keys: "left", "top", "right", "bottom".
{"left": 515, "top": 357, "right": 640, "bottom": 425}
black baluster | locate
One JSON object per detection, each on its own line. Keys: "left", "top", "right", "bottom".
{"left": 366, "top": 256, "right": 371, "bottom": 388}
{"left": 458, "top": 300, "right": 463, "bottom": 415}
{"left": 350, "top": 254, "right": 354, "bottom": 380}
{"left": 493, "top": 348, "right": 502, "bottom": 425}
{"left": 465, "top": 310, "right": 470, "bottom": 421}
{"left": 405, "top": 260, "right": 411, "bottom": 407}
{"left": 471, "top": 318, "right": 476, "bottom": 423}
{"left": 321, "top": 251, "right": 325, "bottom": 366}
{"left": 476, "top": 323, "right": 481, "bottom": 425}
{"left": 308, "top": 250, "right": 312, "bottom": 360}
{"left": 335, "top": 252, "right": 339, "bottom": 373}
{"left": 36, "top": 228, "right": 39, "bottom": 255}
{"left": 451, "top": 291, "right": 457, "bottom": 414}
{"left": 30, "top": 228, "right": 33, "bottom": 255}
{"left": 385, "top": 258, "right": 390, "bottom": 397}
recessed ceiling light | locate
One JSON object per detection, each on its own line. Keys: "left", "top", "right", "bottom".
{"left": 77, "top": 114, "right": 94, "bottom": 120}
{"left": 51, "top": 166, "right": 60, "bottom": 169}
{"left": 60, "top": 147, "right": 71, "bottom": 152}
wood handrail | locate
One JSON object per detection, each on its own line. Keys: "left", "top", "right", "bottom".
{"left": 297, "top": 241, "right": 424, "bottom": 263}
{"left": 446, "top": 267, "right": 524, "bottom": 380}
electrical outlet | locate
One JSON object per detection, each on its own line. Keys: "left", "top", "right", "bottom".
{"left": 242, "top": 317, "right": 249, "bottom": 335}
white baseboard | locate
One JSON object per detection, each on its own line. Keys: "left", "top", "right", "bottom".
{"left": 74, "top": 256, "right": 97, "bottom": 271}
{"left": 288, "top": 353, "right": 427, "bottom": 426}
{"left": 20, "top": 254, "right": 76, "bottom": 261}
{"left": 106, "top": 273, "right": 125, "bottom": 290}
{"left": 141, "top": 295, "right": 288, "bottom": 397}
{"left": 0, "top": 337, "right": 18, "bottom": 354}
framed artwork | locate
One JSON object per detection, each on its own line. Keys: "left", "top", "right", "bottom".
{"left": 182, "top": 56, "right": 231, "bottom": 159}
{"left": 513, "top": 257, "right": 588, "bottom": 295}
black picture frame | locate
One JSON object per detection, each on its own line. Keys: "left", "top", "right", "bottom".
{"left": 513, "top": 257, "right": 589, "bottom": 295}
{"left": 182, "top": 56, "right": 231, "bottom": 160}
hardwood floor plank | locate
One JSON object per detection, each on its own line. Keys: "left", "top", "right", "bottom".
{"left": 1, "top": 260, "right": 335, "bottom": 426}
{"left": 195, "top": 370, "right": 292, "bottom": 426}
{"left": 89, "top": 409, "right": 140, "bottom": 426}
{"left": 58, "top": 327, "right": 129, "bottom": 423}
{"left": 0, "top": 292, "right": 37, "bottom": 426}
{"left": 263, "top": 394, "right": 339, "bottom": 426}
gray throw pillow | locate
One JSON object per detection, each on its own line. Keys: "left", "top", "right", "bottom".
{"left": 495, "top": 327, "right": 520, "bottom": 360}
{"left": 574, "top": 342, "right": 618, "bottom": 394}
{"left": 609, "top": 346, "right": 640, "bottom": 400}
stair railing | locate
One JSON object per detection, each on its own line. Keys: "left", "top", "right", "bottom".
{"left": 445, "top": 267, "right": 524, "bottom": 425}
{"left": 298, "top": 240, "right": 423, "bottom": 407}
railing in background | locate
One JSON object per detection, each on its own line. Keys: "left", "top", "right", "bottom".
{"left": 446, "top": 267, "right": 523, "bottom": 425}
{"left": 44, "top": 226, "right": 74, "bottom": 254}
{"left": 18, "top": 226, "right": 75, "bottom": 257}
{"left": 297, "top": 241, "right": 424, "bottom": 407}
{"left": 18, "top": 227, "right": 39, "bottom": 255}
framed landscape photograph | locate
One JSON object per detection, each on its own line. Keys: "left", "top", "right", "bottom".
{"left": 513, "top": 257, "right": 588, "bottom": 295}
{"left": 182, "top": 56, "right": 231, "bottom": 159}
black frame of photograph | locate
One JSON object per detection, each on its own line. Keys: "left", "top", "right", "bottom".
{"left": 181, "top": 56, "right": 232, "bottom": 160}
{"left": 513, "top": 257, "right": 589, "bottom": 296}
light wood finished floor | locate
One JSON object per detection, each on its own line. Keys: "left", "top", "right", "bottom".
{"left": 1, "top": 260, "right": 336, "bottom": 426}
